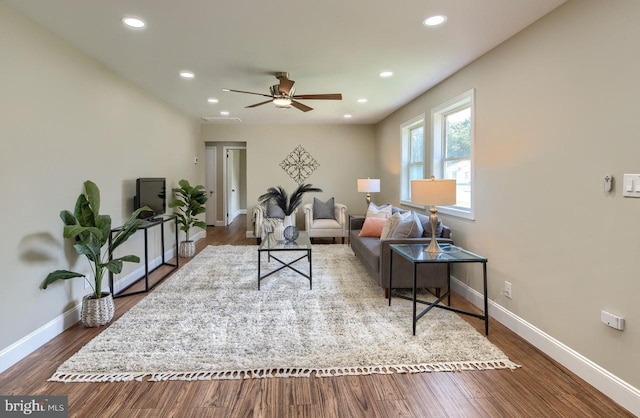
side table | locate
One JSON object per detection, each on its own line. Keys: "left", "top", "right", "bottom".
{"left": 389, "top": 244, "right": 488, "bottom": 335}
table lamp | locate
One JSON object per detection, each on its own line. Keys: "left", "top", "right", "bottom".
{"left": 411, "top": 177, "right": 456, "bottom": 253}
{"left": 357, "top": 178, "right": 380, "bottom": 206}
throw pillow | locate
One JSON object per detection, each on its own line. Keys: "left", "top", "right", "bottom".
{"left": 391, "top": 212, "right": 424, "bottom": 239}
{"left": 313, "top": 197, "right": 335, "bottom": 219}
{"left": 380, "top": 211, "right": 411, "bottom": 239}
{"left": 366, "top": 202, "right": 392, "bottom": 219}
{"left": 358, "top": 217, "right": 386, "bottom": 238}
{"left": 266, "top": 200, "right": 285, "bottom": 219}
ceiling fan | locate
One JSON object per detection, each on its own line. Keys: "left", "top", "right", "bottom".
{"left": 223, "top": 72, "right": 342, "bottom": 112}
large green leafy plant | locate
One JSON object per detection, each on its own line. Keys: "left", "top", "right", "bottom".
{"left": 258, "top": 183, "right": 322, "bottom": 215}
{"left": 42, "top": 180, "right": 149, "bottom": 299}
{"left": 168, "top": 179, "right": 207, "bottom": 241}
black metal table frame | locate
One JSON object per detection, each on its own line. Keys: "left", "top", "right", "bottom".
{"left": 109, "top": 215, "right": 179, "bottom": 298}
{"left": 258, "top": 247, "right": 312, "bottom": 290}
{"left": 389, "top": 245, "right": 488, "bottom": 336}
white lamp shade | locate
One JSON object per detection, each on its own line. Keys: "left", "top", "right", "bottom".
{"left": 357, "top": 178, "right": 380, "bottom": 193}
{"left": 411, "top": 178, "right": 456, "bottom": 206}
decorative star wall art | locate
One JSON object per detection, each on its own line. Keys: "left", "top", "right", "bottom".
{"left": 279, "top": 145, "right": 319, "bottom": 185}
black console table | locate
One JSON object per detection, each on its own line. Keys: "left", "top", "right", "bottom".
{"left": 108, "top": 215, "right": 179, "bottom": 298}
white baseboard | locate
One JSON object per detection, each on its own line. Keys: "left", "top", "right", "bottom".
{"left": 0, "top": 304, "right": 81, "bottom": 374}
{"left": 451, "top": 277, "right": 640, "bottom": 416}
{"left": 0, "top": 235, "right": 198, "bottom": 375}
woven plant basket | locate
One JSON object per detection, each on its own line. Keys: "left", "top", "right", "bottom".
{"left": 179, "top": 241, "right": 196, "bottom": 258}
{"left": 81, "top": 292, "right": 115, "bottom": 327}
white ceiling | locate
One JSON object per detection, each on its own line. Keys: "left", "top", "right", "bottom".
{"left": 4, "top": 0, "right": 565, "bottom": 125}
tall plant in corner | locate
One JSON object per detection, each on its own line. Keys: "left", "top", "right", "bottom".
{"left": 168, "top": 179, "right": 207, "bottom": 258}
{"left": 42, "top": 181, "right": 149, "bottom": 326}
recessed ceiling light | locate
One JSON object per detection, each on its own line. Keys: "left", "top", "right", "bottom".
{"left": 179, "top": 71, "right": 195, "bottom": 79}
{"left": 220, "top": 111, "right": 230, "bottom": 116}
{"left": 122, "top": 17, "right": 145, "bottom": 29}
{"left": 379, "top": 71, "right": 393, "bottom": 78}
{"left": 222, "top": 88, "right": 230, "bottom": 92}
{"left": 207, "top": 98, "right": 219, "bottom": 103}
{"left": 344, "top": 114, "right": 353, "bottom": 119}
{"left": 357, "top": 98, "right": 368, "bottom": 103}
{"left": 423, "top": 15, "right": 447, "bottom": 26}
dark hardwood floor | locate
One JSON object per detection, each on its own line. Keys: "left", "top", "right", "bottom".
{"left": 0, "top": 215, "right": 633, "bottom": 417}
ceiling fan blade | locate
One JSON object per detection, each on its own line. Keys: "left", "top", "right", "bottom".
{"left": 291, "top": 93, "right": 342, "bottom": 100}
{"left": 225, "top": 89, "right": 272, "bottom": 98}
{"left": 278, "top": 78, "right": 295, "bottom": 95}
{"left": 246, "top": 100, "right": 273, "bottom": 108}
{"left": 290, "top": 100, "right": 313, "bottom": 112}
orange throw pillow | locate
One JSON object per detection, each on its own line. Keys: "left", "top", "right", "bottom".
{"left": 358, "top": 217, "right": 386, "bottom": 238}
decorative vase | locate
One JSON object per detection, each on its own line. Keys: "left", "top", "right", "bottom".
{"left": 81, "top": 292, "right": 115, "bottom": 327}
{"left": 283, "top": 214, "right": 294, "bottom": 229}
{"left": 179, "top": 240, "right": 196, "bottom": 258}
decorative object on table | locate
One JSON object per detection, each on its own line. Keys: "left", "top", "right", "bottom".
{"left": 258, "top": 183, "right": 322, "bottom": 220}
{"left": 168, "top": 179, "right": 208, "bottom": 258}
{"left": 279, "top": 145, "right": 319, "bottom": 184}
{"left": 283, "top": 225, "right": 300, "bottom": 241}
{"left": 42, "top": 180, "right": 149, "bottom": 327}
{"left": 357, "top": 178, "right": 380, "bottom": 206}
{"left": 49, "top": 245, "right": 518, "bottom": 383}
{"left": 411, "top": 176, "right": 456, "bottom": 253}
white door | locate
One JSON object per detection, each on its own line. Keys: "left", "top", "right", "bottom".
{"left": 226, "top": 149, "right": 241, "bottom": 224}
{"left": 205, "top": 146, "right": 217, "bottom": 225}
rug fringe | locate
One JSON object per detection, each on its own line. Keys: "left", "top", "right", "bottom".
{"left": 48, "top": 360, "right": 520, "bottom": 383}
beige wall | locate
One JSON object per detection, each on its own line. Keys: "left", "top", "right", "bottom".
{"left": 202, "top": 124, "right": 377, "bottom": 231}
{"left": 376, "top": 0, "right": 640, "bottom": 388}
{"left": 0, "top": 4, "right": 203, "bottom": 353}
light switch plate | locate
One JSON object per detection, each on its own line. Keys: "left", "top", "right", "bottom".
{"left": 622, "top": 174, "right": 640, "bottom": 198}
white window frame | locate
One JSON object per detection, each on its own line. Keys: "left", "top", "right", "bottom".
{"left": 400, "top": 114, "right": 425, "bottom": 205}
{"left": 431, "top": 89, "right": 475, "bottom": 220}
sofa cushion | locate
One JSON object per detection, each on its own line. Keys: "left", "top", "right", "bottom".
{"left": 391, "top": 212, "right": 424, "bottom": 238}
{"left": 366, "top": 202, "right": 392, "bottom": 219}
{"left": 313, "top": 197, "right": 335, "bottom": 219}
{"left": 358, "top": 217, "right": 386, "bottom": 237}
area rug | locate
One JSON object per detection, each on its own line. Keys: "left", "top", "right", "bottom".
{"left": 50, "top": 245, "right": 519, "bottom": 382}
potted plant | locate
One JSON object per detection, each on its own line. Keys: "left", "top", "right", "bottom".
{"left": 168, "top": 179, "right": 208, "bottom": 258}
{"left": 42, "top": 180, "right": 149, "bottom": 327}
{"left": 258, "top": 183, "right": 322, "bottom": 229}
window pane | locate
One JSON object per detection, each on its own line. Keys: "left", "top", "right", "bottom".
{"left": 444, "top": 160, "right": 470, "bottom": 208}
{"left": 409, "top": 164, "right": 423, "bottom": 181}
{"left": 410, "top": 126, "right": 424, "bottom": 163}
{"left": 445, "top": 108, "right": 470, "bottom": 159}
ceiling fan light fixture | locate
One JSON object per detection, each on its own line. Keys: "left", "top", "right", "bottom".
{"left": 273, "top": 97, "right": 292, "bottom": 107}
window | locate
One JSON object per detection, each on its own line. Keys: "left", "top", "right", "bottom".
{"left": 432, "top": 89, "right": 475, "bottom": 219}
{"left": 400, "top": 115, "right": 425, "bottom": 203}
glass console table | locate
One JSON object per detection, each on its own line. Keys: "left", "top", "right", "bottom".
{"left": 389, "top": 244, "right": 488, "bottom": 336}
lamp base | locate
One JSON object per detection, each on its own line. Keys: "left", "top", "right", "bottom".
{"left": 365, "top": 194, "right": 371, "bottom": 206}
{"left": 424, "top": 206, "right": 444, "bottom": 253}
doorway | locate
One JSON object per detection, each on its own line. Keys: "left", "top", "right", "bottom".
{"left": 223, "top": 146, "right": 247, "bottom": 226}
{"left": 205, "top": 146, "right": 217, "bottom": 226}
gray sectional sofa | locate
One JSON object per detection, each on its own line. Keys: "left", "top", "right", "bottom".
{"left": 349, "top": 208, "right": 454, "bottom": 293}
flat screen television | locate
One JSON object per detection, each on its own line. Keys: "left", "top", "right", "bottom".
{"left": 134, "top": 178, "right": 166, "bottom": 219}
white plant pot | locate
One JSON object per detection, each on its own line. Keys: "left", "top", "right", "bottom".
{"left": 81, "top": 292, "right": 115, "bottom": 327}
{"left": 179, "top": 240, "right": 196, "bottom": 258}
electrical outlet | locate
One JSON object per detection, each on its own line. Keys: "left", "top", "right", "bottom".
{"left": 504, "top": 281, "right": 512, "bottom": 299}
